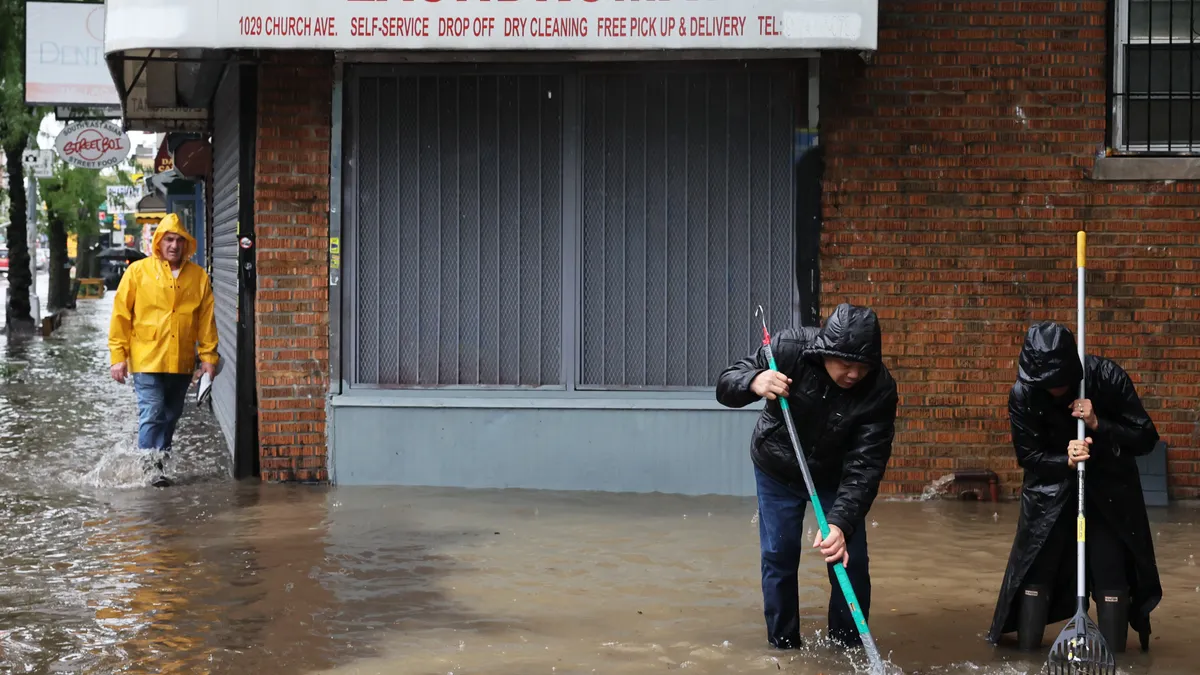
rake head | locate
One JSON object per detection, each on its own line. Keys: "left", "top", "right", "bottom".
{"left": 1045, "top": 612, "right": 1116, "bottom": 675}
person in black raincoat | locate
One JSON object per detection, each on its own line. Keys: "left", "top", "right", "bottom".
{"left": 717, "top": 303, "right": 898, "bottom": 650}
{"left": 987, "top": 321, "right": 1162, "bottom": 653}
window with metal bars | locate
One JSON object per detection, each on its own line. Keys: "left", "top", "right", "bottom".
{"left": 1112, "top": 0, "right": 1200, "bottom": 153}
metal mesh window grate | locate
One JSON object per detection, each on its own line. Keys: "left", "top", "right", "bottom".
{"left": 1115, "top": 0, "right": 1200, "bottom": 152}
{"left": 353, "top": 74, "right": 564, "bottom": 387}
{"left": 578, "top": 71, "right": 796, "bottom": 388}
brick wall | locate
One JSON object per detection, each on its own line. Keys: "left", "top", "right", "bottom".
{"left": 820, "top": 1, "right": 1200, "bottom": 499}
{"left": 254, "top": 52, "right": 333, "bottom": 482}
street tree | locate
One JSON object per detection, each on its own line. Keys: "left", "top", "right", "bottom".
{"left": 0, "top": 0, "right": 47, "bottom": 334}
{"left": 40, "top": 162, "right": 105, "bottom": 310}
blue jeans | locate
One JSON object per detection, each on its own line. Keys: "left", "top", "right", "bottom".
{"left": 755, "top": 465, "right": 872, "bottom": 649}
{"left": 132, "top": 373, "right": 192, "bottom": 451}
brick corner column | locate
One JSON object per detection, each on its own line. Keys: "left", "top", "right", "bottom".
{"left": 254, "top": 51, "right": 335, "bottom": 483}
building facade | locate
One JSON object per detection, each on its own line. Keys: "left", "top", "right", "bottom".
{"left": 102, "top": 0, "right": 1199, "bottom": 499}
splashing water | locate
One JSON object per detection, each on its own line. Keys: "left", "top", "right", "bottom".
{"left": 67, "top": 444, "right": 169, "bottom": 490}
{"left": 62, "top": 442, "right": 228, "bottom": 491}
{"left": 920, "top": 474, "right": 956, "bottom": 501}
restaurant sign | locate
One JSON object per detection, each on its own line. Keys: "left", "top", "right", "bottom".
{"left": 54, "top": 120, "right": 131, "bottom": 170}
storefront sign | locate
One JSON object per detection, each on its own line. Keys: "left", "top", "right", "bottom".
{"left": 54, "top": 120, "right": 131, "bottom": 170}
{"left": 155, "top": 139, "right": 175, "bottom": 174}
{"left": 26, "top": 2, "right": 120, "bottom": 106}
{"left": 105, "top": 0, "right": 877, "bottom": 52}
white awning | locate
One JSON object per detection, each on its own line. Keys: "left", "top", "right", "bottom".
{"left": 104, "top": 0, "right": 878, "bottom": 54}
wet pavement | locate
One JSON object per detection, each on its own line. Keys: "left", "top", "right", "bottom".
{"left": 0, "top": 277, "right": 1197, "bottom": 675}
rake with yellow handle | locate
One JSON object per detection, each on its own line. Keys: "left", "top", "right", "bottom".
{"left": 1045, "top": 231, "right": 1116, "bottom": 675}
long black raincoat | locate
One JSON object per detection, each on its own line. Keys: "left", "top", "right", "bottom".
{"left": 716, "top": 303, "right": 898, "bottom": 537}
{"left": 987, "top": 322, "right": 1162, "bottom": 647}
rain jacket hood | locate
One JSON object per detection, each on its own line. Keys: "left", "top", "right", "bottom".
{"left": 1017, "top": 321, "right": 1083, "bottom": 390}
{"left": 805, "top": 303, "right": 883, "bottom": 368}
{"left": 150, "top": 213, "right": 198, "bottom": 263}
{"left": 716, "top": 304, "right": 897, "bottom": 539}
{"left": 988, "top": 326, "right": 1162, "bottom": 650}
{"left": 108, "top": 215, "right": 218, "bottom": 374}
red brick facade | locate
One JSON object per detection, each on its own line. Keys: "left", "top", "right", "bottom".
{"left": 254, "top": 52, "right": 333, "bottom": 482}
{"left": 820, "top": 2, "right": 1200, "bottom": 498}
{"left": 243, "top": 11, "right": 1198, "bottom": 498}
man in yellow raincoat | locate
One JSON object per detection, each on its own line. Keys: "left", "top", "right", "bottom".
{"left": 108, "top": 214, "right": 219, "bottom": 487}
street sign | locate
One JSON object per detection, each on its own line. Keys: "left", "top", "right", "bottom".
{"left": 21, "top": 148, "right": 55, "bottom": 179}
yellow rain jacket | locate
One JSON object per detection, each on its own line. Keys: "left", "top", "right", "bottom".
{"left": 109, "top": 214, "right": 219, "bottom": 374}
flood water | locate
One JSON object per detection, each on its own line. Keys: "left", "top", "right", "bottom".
{"left": 0, "top": 276, "right": 1197, "bottom": 674}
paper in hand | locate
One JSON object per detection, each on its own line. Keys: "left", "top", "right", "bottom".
{"left": 196, "top": 371, "right": 213, "bottom": 406}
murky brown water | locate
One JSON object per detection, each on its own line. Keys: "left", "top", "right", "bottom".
{"left": 0, "top": 277, "right": 1197, "bottom": 675}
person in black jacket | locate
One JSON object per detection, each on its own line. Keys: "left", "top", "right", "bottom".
{"left": 987, "top": 321, "right": 1162, "bottom": 654}
{"left": 717, "top": 303, "right": 898, "bottom": 650}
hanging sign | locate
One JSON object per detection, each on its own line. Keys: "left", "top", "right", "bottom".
{"left": 154, "top": 138, "right": 175, "bottom": 174}
{"left": 54, "top": 120, "right": 131, "bottom": 169}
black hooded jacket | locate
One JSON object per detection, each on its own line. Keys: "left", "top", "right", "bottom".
{"left": 987, "top": 322, "right": 1162, "bottom": 646}
{"left": 716, "top": 304, "right": 898, "bottom": 537}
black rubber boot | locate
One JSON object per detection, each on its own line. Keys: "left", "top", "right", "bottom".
{"left": 1016, "top": 585, "right": 1051, "bottom": 651}
{"left": 1095, "top": 589, "right": 1130, "bottom": 654}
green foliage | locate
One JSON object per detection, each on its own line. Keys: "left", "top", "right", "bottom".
{"left": 0, "top": 0, "right": 48, "bottom": 150}
{"left": 41, "top": 162, "right": 107, "bottom": 237}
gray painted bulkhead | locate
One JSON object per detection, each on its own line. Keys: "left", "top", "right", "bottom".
{"left": 330, "top": 60, "right": 803, "bottom": 496}
{"left": 332, "top": 402, "right": 764, "bottom": 496}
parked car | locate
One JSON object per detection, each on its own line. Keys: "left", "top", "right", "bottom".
{"left": 0, "top": 248, "right": 8, "bottom": 277}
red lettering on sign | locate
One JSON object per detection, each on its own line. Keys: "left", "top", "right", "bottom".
{"left": 758, "top": 15, "right": 781, "bottom": 36}
{"left": 254, "top": 16, "right": 337, "bottom": 36}
{"left": 63, "top": 131, "right": 124, "bottom": 161}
